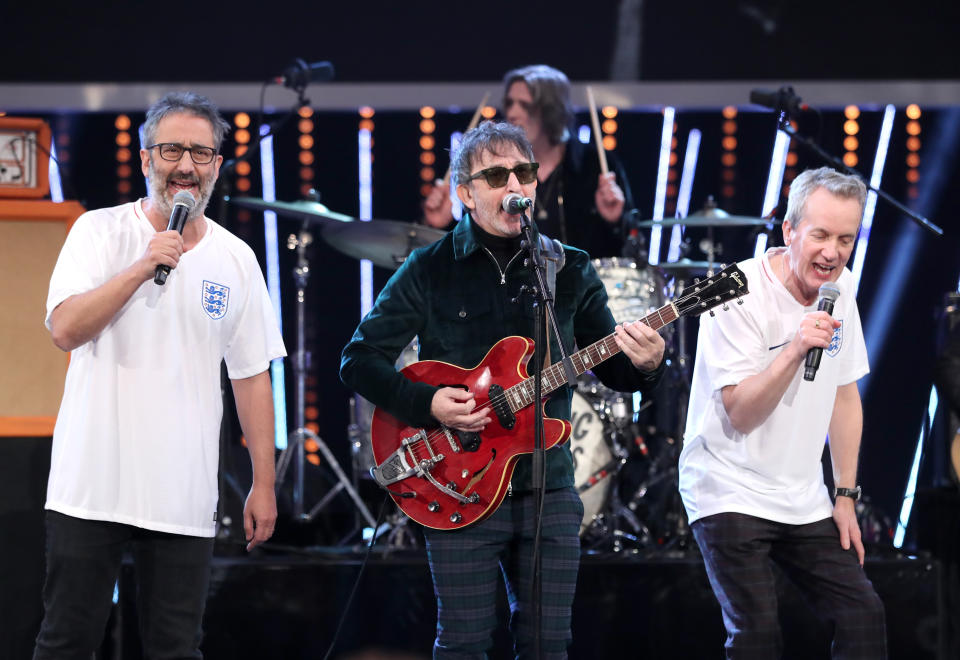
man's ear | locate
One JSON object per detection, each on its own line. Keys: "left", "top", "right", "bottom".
{"left": 456, "top": 183, "right": 475, "bottom": 211}
{"left": 782, "top": 219, "right": 793, "bottom": 246}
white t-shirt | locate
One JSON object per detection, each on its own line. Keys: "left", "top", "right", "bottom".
{"left": 45, "top": 200, "right": 286, "bottom": 537}
{"left": 678, "top": 248, "right": 869, "bottom": 525}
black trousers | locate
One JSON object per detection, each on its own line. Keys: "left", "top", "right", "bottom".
{"left": 33, "top": 511, "right": 214, "bottom": 660}
{"left": 691, "top": 512, "right": 887, "bottom": 660}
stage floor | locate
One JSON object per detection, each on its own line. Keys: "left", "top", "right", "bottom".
{"left": 112, "top": 545, "right": 946, "bottom": 660}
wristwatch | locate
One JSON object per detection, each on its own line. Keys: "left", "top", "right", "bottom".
{"left": 834, "top": 486, "right": 862, "bottom": 501}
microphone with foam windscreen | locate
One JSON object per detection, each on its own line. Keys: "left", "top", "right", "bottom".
{"left": 154, "top": 190, "right": 196, "bottom": 286}
{"left": 803, "top": 282, "right": 841, "bottom": 382}
{"left": 502, "top": 194, "right": 533, "bottom": 215}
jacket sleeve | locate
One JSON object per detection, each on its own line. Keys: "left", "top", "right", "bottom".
{"left": 339, "top": 256, "right": 440, "bottom": 428}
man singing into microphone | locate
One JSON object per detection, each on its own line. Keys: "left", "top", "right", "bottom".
{"left": 679, "top": 167, "right": 887, "bottom": 658}
{"left": 342, "top": 121, "right": 665, "bottom": 658}
{"left": 35, "top": 92, "right": 285, "bottom": 658}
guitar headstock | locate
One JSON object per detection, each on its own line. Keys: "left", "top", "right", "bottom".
{"left": 675, "top": 264, "right": 749, "bottom": 318}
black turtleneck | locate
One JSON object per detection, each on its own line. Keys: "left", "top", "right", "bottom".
{"left": 471, "top": 218, "right": 523, "bottom": 271}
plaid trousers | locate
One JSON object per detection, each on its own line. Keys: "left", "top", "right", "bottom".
{"left": 691, "top": 512, "right": 887, "bottom": 660}
{"left": 421, "top": 486, "right": 583, "bottom": 660}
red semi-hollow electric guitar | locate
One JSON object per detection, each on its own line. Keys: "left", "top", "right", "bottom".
{"left": 369, "top": 264, "right": 749, "bottom": 530}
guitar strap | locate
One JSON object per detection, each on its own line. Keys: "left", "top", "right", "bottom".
{"left": 537, "top": 234, "right": 566, "bottom": 367}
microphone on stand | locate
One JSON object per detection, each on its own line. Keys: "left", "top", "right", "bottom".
{"left": 749, "top": 86, "right": 807, "bottom": 115}
{"left": 273, "top": 59, "right": 335, "bottom": 89}
{"left": 502, "top": 194, "right": 533, "bottom": 215}
{"left": 803, "top": 282, "right": 841, "bottom": 382}
{"left": 154, "top": 190, "right": 196, "bottom": 286}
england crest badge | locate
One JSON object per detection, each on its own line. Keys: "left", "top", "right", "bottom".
{"left": 827, "top": 319, "right": 843, "bottom": 357}
{"left": 202, "top": 280, "right": 230, "bottom": 320}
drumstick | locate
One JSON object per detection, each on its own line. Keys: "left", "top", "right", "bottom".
{"left": 441, "top": 91, "right": 490, "bottom": 186}
{"left": 586, "top": 85, "right": 610, "bottom": 175}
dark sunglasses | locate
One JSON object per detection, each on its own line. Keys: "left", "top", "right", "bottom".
{"left": 465, "top": 162, "right": 539, "bottom": 188}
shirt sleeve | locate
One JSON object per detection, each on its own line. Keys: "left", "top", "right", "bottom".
{"left": 697, "top": 286, "right": 769, "bottom": 392}
{"left": 223, "top": 249, "right": 287, "bottom": 379}
{"left": 45, "top": 212, "right": 106, "bottom": 329}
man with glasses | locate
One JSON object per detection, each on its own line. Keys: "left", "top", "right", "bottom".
{"left": 342, "top": 121, "right": 665, "bottom": 658}
{"left": 424, "top": 65, "right": 634, "bottom": 259}
{"left": 35, "top": 92, "right": 285, "bottom": 658}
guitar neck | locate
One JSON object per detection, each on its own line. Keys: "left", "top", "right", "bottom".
{"left": 505, "top": 302, "right": 679, "bottom": 411}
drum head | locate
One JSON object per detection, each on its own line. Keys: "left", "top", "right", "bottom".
{"left": 592, "top": 258, "right": 671, "bottom": 342}
{"left": 569, "top": 391, "right": 614, "bottom": 535}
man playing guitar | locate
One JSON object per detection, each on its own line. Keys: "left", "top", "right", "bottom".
{"left": 341, "top": 120, "right": 665, "bottom": 659}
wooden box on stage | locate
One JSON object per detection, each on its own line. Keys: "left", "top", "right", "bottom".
{"left": 0, "top": 200, "right": 85, "bottom": 436}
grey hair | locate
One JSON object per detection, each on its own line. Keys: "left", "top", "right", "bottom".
{"left": 502, "top": 64, "right": 573, "bottom": 146}
{"left": 140, "top": 92, "right": 231, "bottom": 151}
{"left": 785, "top": 167, "right": 867, "bottom": 228}
{"left": 452, "top": 121, "right": 535, "bottom": 187}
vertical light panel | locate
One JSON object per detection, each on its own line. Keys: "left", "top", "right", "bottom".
{"left": 450, "top": 131, "right": 464, "bottom": 221}
{"left": 756, "top": 129, "right": 791, "bottom": 257}
{"left": 850, "top": 104, "right": 895, "bottom": 294}
{"left": 358, "top": 125, "right": 374, "bottom": 318}
{"left": 667, "top": 129, "right": 701, "bottom": 263}
{"left": 259, "top": 129, "right": 288, "bottom": 449}
{"left": 49, "top": 138, "right": 63, "bottom": 203}
{"left": 648, "top": 106, "right": 676, "bottom": 265}
{"left": 893, "top": 386, "right": 939, "bottom": 547}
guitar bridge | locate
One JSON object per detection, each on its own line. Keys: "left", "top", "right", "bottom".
{"left": 371, "top": 429, "right": 444, "bottom": 487}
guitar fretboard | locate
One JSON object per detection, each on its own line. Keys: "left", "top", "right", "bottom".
{"left": 502, "top": 303, "right": 679, "bottom": 413}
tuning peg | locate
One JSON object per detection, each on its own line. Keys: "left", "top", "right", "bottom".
{"left": 709, "top": 310, "right": 716, "bottom": 317}
{"left": 722, "top": 303, "right": 729, "bottom": 311}
{"left": 737, "top": 298, "right": 744, "bottom": 305}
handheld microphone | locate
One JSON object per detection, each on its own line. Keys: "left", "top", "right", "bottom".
{"left": 803, "top": 282, "right": 841, "bottom": 382}
{"left": 154, "top": 190, "right": 196, "bottom": 286}
{"left": 749, "top": 85, "right": 806, "bottom": 115}
{"left": 502, "top": 194, "right": 533, "bottom": 215}
{"left": 273, "top": 59, "right": 335, "bottom": 89}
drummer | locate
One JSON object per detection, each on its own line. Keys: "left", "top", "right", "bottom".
{"left": 423, "top": 64, "right": 636, "bottom": 259}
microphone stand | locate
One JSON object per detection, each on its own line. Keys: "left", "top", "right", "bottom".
{"left": 772, "top": 109, "right": 943, "bottom": 236}
{"left": 518, "top": 212, "right": 579, "bottom": 660}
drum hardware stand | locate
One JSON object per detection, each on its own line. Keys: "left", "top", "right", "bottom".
{"left": 275, "top": 222, "right": 377, "bottom": 531}
{"left": 347, "top": 397, "right": 419, "bottom": 550}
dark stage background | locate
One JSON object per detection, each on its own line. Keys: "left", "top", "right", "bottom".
{"left": 4, "top": 2, "right": 960, "bottom": 658}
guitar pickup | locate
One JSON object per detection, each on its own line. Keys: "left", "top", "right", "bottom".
{"left": 488, "top": 384, "right": 515, "bottom": 429}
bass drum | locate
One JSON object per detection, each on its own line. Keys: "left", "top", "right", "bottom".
{"left": 592, "top": 257, "right": 671, "bottom": 344}
{"left": 351, "top": 337, "right": 420, "bottom": 477}
{"left": 569, "top": 390, "right": 615, "bottom": 536}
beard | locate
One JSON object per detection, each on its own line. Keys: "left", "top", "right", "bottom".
{"left": 146, "top": 155, "right": 216, "bottom": 221}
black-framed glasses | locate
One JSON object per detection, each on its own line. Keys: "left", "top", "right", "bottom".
{"left": 147, "top": 142, "right": 218, "bottom": 165}
{"left": 466, "top": 162, "right": 539, "bottom": 188}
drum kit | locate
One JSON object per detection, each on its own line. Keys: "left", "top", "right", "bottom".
{"left": 229, "top": 194, "right": 772, "bottom": 553}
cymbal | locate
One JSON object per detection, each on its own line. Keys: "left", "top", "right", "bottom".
{"left": 228, "top": 196, "right": 354, "bottom": 224}
{"left": 657, "top": 259, "right": 724, "bottom": 274}
{"left": 321, "top": 220, "right": 447, "bottom": 270}
{"left": 634, "top": 216, "right": 771, "bottom": 228}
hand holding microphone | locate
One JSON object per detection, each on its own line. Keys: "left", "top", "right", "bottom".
{"left": 154, "top": 191, "right": 196, "bottom": 285}
{"left": 803, "top": 282, "right": 841, "bottom": 382}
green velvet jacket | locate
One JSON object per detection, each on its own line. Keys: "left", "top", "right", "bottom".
{"left": 340, "top": 214, "right": 665, "bottom": 492}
